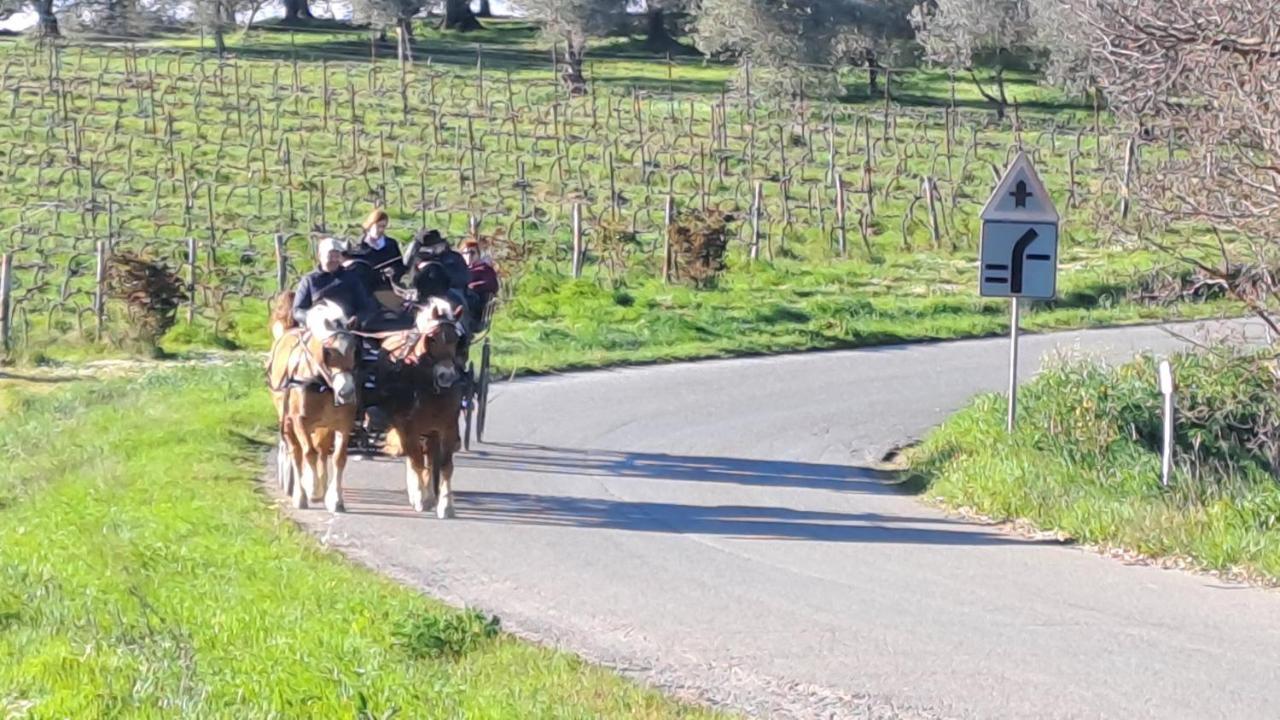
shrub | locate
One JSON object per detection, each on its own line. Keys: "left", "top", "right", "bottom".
{"left": 105, "top": 251, "right": 187, "bottom": 351}
{"left": 668, "top": 209, "right": 735, "bottom": 289}
{"left": 392, "top": 609, "right": 500, "bottom": 660}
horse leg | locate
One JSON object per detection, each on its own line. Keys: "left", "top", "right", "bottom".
{"left": 422, "top": 433, "right": 439, "bottom": 513}
{"left": 326, "top": 429, "right": 349, "bottom": 514}
{"left": 310, "top": 430, "right": 332, "bottom": 503}
{"left": 405, "top": 441, "right": 427, "bottom": 513}
{"left": 436, "top": 432, "right": 457, "bottom": 520}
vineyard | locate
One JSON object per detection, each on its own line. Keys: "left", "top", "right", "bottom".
{"left": 0, "top": 22, "right": 1219, "bottom": 370}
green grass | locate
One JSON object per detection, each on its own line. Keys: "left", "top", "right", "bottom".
{"left": 0, "top": 364, "right": 724, "bottom": 718}
{"left": 907, "top": 349, "right": 1280, "bottom": 583}
{"left": 0, "top": 19, "right": 1212, "bottom": 370}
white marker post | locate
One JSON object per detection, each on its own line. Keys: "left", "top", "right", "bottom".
{"left": 979, "top": 152, "right": 1060, "bottom": 432}
{"left": 1158, "top": 359, "right": 1176, "bottom": 487}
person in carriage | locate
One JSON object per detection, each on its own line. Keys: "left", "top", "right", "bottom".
{"left": 342, "top": 209, "right": 405, "bottom": 290}
{"left": 459, "top": 238, "right": 499, "bottom": 331}
{"left": 289, "top": 237, "right": 376, "bottom": 330}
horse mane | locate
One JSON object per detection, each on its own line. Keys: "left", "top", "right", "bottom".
{"left": 414, "top": 296, "right": 457, "bottom": 335}
{"left": 305, "top": 300, "right": 349, "bottom": 341}
{"left": 270, "top": 291, "right": 296, "bottom": 340}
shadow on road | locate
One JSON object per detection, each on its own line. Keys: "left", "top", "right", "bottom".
{"left": 460, "top": 442, "right": 905, "bottom": 495}
{"left": 342, "top": 443, "right": 1054, "bottom": 546}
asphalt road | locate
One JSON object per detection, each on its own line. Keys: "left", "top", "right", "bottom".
{"left": 286, "top": 319, "right": 1280, "bottom": 720}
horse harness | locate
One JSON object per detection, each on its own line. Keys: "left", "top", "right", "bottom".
{"left": 267, "top": 328, "right": 349, "bottom": 396}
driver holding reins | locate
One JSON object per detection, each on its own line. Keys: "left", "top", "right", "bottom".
{"left": 290, "top": 237, "right": 376, "bottom": 328}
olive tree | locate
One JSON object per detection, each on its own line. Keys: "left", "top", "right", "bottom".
{"left": 694, "top": 0, "right": 914, "bottom": 99}
{"left": 1069, "top": 0, "right": 1280, "bottom": 333}
{"left": 517, "top": 0, "right": 626, "bottom": 94}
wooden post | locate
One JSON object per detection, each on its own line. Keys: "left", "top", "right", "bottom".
{"left": 94, "top": 240, "right": 107, "bottom": 342}
{"left": 924, "top": 176, "right": 941, "bottom": 249}
{"left": 187, "top": 238, "right": 197, "bottom": 324}
{"left": 835, "top": 174, "right": 847, "bottom": 257}
{"left": 750, "top": 180, "right": 763, "bottom": 261}
{"left": 0, "top": 252, "right": 12, "bottom": 356}
{"left": 205, "top": 184, "right": 217, "bottom": 270}
{"left": 662, "top": 194, "right": 674, "bottom": 283}
{"left": 571, "top": 203, "right": 584, "bottom": 279}
{"left": 274, "top": 232, "right": 287, "bottom": 293}
{"left": 1121, "top": 136, "right": 1136, "bottom": 220}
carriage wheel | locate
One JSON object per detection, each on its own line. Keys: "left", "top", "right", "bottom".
{"left": 476, "top": 340, "right": 492, "bottom": 443}
{"left": 276, "top": 436, "right": 294, "bottom": 497}
{"left": 462, "top": 361, "right": 475, "bottom": 452}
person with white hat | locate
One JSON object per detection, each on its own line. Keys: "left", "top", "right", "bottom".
{"left": 290, "top": 237, "right": 376, "bottom": 327}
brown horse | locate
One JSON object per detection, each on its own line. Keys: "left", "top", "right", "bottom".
{"left": 376, "top": 298, "right": 465, "bottom": 518}
{"left": 266, "top": 298, "right": 360, "bottom": 512}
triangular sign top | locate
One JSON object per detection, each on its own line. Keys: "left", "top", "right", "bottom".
{"left": 980, "top": 152, "right": 1059, "bottom": 223}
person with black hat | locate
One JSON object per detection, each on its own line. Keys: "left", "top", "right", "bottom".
{"left": 404, "top": 228, "right": 471, "bottom": 303}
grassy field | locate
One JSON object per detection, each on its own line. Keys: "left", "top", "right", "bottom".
{"left": 907, "top": 349, "right": 1280, "bottom": 584}
{"left": 0, "top": 364, "right": 723, "bottom": 718}
{"left": 0, "top": 19, "right": 1219, "bottom": 371}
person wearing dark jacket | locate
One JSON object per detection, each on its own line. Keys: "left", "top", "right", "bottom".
{"left": 342, "top": 208, "right": 405, "bottom": 291}
{"left": 405, "top": 229, "right": 471, "bottom": 300}
{"left": 291, "top": 237, "right": 376, "bottom": 327}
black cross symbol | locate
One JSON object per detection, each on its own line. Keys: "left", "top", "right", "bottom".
{"left": 1010, "top": 180, "right": 1032, "bottom": 208}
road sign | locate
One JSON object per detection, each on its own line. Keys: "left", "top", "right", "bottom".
{"left": 979, "top": 153, "right": 1060, "bottom": 300}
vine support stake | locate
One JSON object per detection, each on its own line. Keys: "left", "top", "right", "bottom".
{"left": 571, "top": 203, "right": 584, "bottom": 279}
{"left": 0, "top": 252, "right": 12, "bottom": 356}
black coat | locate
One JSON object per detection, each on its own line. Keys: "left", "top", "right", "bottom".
{"left": 406, "top": 247, "right": 471, "bottom": 297}
{"left": 343, "top": 236, "right": 405, "bottom": 290}
{"left": 290, "top": 268, "right": 375, "bottom": 326}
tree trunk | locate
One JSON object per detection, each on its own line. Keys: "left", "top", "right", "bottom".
{"left": 476, "top": 0, "right": 493, "bottom": 18}
{"left": 644, "top": 8, "right": 675, "bottom": 50}
{"left": 283, "top": 0, "right": 313, "bottom": 22}
{"left": 34, "top": 0, "right": 59, "bottom": 37}
{"left": 213, "top": 26, "right": 226, "bottom": 57}
{"left": 442, "top": 0, "right": 482, "bottom": 31}
{"left": 561, "top": 37, "right": 587, "bottom": 95}
{"left": 865, "top": 51, "right": 880, "bottom": 96}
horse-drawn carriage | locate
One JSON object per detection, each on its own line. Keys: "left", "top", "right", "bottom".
{"left": 268, "top": 249, "right": 497, "bottom": 520}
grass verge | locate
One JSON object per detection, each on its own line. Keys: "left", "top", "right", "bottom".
{"left": 907, "top": 348, "right": 1280, "bottom": 584}
{"left": 0, "top": 363, "right": 722, "bottom": 719}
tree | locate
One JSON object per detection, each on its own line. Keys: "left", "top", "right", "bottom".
{"left": 0, "top": 0, "right": 61, "bottom": 35}
{"left": 1069, "top": 0, "right": 1280, "bottom": 333}
{"left": 517, "top": 0, "right": 626, "bottom": 94}
{"left": 911, "top": 0, "right": 1041, "bottom": 118}
{"left": 831, "top": 0, "right": 917, "bottom": 96}
{"left": 641, "top": 0, "right": 689, "bottom": 51}
{"left": 694, "top": 0, "right": 871, "bottom": 98}
{"left": 442, "top": 0, "right": 481, "bottom": 30}
{"left": 476, "top": 0, "right": 492, "bottom": 17}
{"left": 283, "top": 0, "right": 313, "bottom": 22}
{"left": 353, "top": 0, "right": 427, "bottom": 62}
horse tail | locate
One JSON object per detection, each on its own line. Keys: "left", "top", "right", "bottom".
{"left": 271, "top": 291, "right": 296, "bottom": 340}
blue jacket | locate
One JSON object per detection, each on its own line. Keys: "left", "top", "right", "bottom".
{"left": 291, "top": 268, "right": 375, "bottom": 326}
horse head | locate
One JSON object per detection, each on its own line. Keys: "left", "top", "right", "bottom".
{"left": 411, "top": 297, "right": 463, "bottom": 389}
{"left": 303, "top": 301, "right": 359, "bottom": 405}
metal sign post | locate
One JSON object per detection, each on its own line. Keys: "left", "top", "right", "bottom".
{"left": 979, "top": 152, "right": 1060, "bottom": 432}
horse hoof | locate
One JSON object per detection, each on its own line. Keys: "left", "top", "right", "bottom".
{"left": 437, "top": 503, "right": 455, "bottom": 520}
{"left": 292, "top": 492, "right": 308, "bottom": 510}
{"left": 327, "top": 498, "right": 345, "bottom": 514}
{"left": 411, "top": 497, "right": 427, "bottom": 513}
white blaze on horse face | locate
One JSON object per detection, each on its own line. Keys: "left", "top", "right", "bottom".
{"left": 433, "top": 361, "right": 459, "bottom": 389}
{"left": 332, "top": 371, "right": 356, "bottom": 405}
{"left": 414, "top": 297, "right": 457, "bottom": 334}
